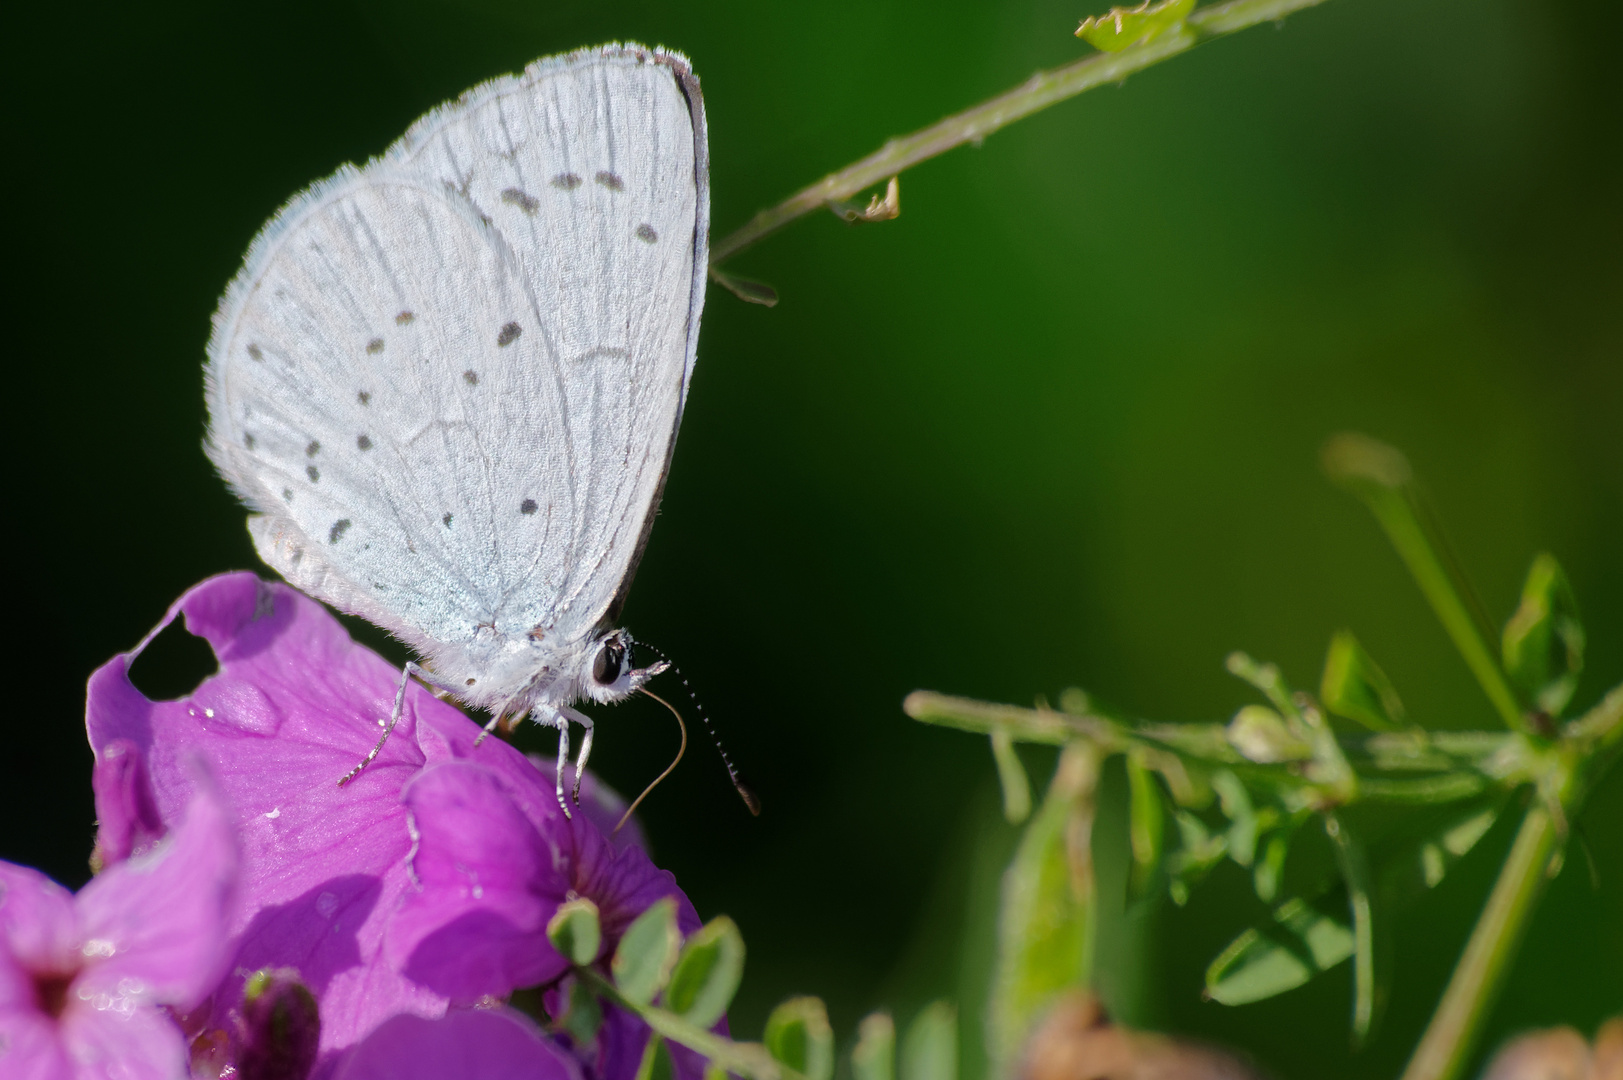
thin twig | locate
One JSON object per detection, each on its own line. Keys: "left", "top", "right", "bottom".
{"left": 710, "top": 0, "right": 1332, "bottom": 271}
{"left": 1398, "top": 799, "right": 1561, "bottom": 1080}
{"left": 1401, "top": 684, "right": 1623, "bottom": 1080}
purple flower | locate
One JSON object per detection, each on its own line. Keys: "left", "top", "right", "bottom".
{"left": 83, "top": 573, "right": 712, "bottom": 1079}
{"left": 0, "top": 785, "right": 237, "bottom": 1080}
{"left": 387, "top": 761, "right": 699, "bottom": 1003}
{"left": 332, "top": 1007, "right": 583, "bottom": 1080}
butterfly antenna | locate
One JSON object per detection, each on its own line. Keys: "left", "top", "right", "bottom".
{"left": 616, "top": 688, "right": 687, "bottom": 836}
{"left": 637, "top": 642, "right": 762, "bottom": 816}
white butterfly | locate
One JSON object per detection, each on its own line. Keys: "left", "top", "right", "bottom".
{"left": 204, "top": 44, "right": 708, "bottom": 813}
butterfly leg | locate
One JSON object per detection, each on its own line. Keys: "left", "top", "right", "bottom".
{"left": 560, "top": 705, "right": 595, "bottom": 804}
{"left": 340, "top": 660, "right": 456, "bottom": 786}
{"left": 529, "top": 703, "right": 573, "bottom": 819}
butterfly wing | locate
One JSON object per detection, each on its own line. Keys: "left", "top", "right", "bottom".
{"left": 206, "top": 46, "right": 708, "bottom": 667}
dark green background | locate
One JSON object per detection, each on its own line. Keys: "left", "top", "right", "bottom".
{"left": 6, "top": 0, "right": 1619, "bottom": 1076}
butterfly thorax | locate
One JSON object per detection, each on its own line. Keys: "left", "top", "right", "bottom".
{"left": 423, "top": 625, "right": 650, "bottom": 721}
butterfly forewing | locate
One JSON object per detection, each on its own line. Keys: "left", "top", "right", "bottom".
{"left": 206, "top": 46, "right": 708, "bottom": 664}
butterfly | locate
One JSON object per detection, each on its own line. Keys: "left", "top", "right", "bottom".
{"left": 205, "top": 44, "right": 708, "bottom": 814}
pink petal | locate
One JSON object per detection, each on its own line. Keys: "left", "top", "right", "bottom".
{"left": 0, "top": 864, "right": 80, "bottom": 981}
{"left": 331, "top": 1008, "right": 582, "bottom": 1080}
{"left": 388, "top": 763, "right": 570, "bottom": 1001}
{"left": 83, "top": 574, "right": 581, "bottom": 1064}
{"left": 88, "top": 741, "right": 164, "bottom": 868}
{"left": 0, "top": 1007, "right": 75, "bottom": 1080}
{"left": 566, "top": 818, "right": 701, "bottom": 944}
{"left": 56, "top": 999, "right": 187, "bottom": 1080}
{"left": 74, "top": 784, "right": 237, "bottom": 1010}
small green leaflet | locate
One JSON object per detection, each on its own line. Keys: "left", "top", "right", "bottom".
{"left": 764, "top": 997, "right": 834, "bottom": 1080}
{"left": 1205, "top": 897, "right": 1355, "bottom": 1006}
{"left": 1076, "top": 0, "right": 1196, "bottom": 51}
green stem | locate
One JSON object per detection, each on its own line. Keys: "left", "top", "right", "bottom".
{"left": 578, "top": 970, "right": 805, "bottom": 1080}
{"left": 1398, "top": 796, "right": 1560, "bottom": 1080}
{"left": 904, "top": 690, "right": 1120, "bottom": 747}
{"left": 907, "top": 690, "right": 1507, "bottom": 806}
{"left": 709, "top": 0, "right": 1332, "bottom": 269}
{"left": 1324, "top": 812, "right": 1377, "bottom": 1045}
{"left": 1322, "top": 435, "right": 1527, "bottom": 734}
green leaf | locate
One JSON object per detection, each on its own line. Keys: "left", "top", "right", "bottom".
{"left": 1226, "top": 705, "right": 1312, "bottom": 763}
{"left": 988, "top": 743, "right": 1097, "bottom": 1070}
{"left": 560, "top": 978, "right": 603, "bottom": 1050}
{"left": 1166, "top": 810, "right": 1227, "bottom": 906}
{"left": 900, "top": 1003, "right": 957, "bottom": 1080}
{"left": 1206, "top": 897, "right": 1355, "bottom": 1005}
{"left": 1320, "top": 631, "right": 1406, "bottom": 731}
{"left": 1211, "top": 771, "right": 1258, "bottom": 868}
{"left": 851, "top": 1013, "right": 896, "bottom": 1080}
{"left": 1126, "top": 751, "right": 1165, "bottom": 897}
{"left": 612, "top": 898, "right": 681, "bottom": 1006}
{"left": 990, "top": 728, "right": 1033, "bottom": 824}
{"left": 764, "top": 997, "right": 834, "bottom": 1080}
{"left": 1502, "top": 552, "right": 1585, "bottom": 717}
{"left": 1254, "top": 832, "right": 1290, "bottom": 904}
{"left": 1075, "top": 0, "right": 1194, "bottom": 51}
{"left": 547, "top": 898, "right": 603, "bottom": 966}
{"left": 1387, "top": 799, "right": 1504, "bottom": 902}
{"left": 633, "top": 1034, "right": 675, "bottom": 1080}
{"left": 663, "top": 916, "right": 745, "bottom": 1029}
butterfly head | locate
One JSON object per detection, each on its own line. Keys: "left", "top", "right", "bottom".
{"left": 583, "top": 628, "right": 668, "bottom": 704}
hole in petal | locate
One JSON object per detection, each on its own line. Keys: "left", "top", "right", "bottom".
{"left": 127, "top": 617, "right": 219, "bottom": 701}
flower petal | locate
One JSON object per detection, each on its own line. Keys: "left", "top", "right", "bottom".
{"left": 0, "top": 1006, "right": 75, "bottom": 1080}
{"left": 56, "top": 997, "right": 187, "bottom": 1080}
{"left": 74, "top": 783, "right": 237, "bottom": 1010}
{"left": 389, "top": 762, "right": 570, "bottom": 1001}
{"left": 0, "top": 864, "right": 80, "bottom": 983}
{"left": 83, "top": 574, "right": 582, "bottom": 1065}
{"left": 331, "top": 1008, "right": 583, "bottom": 1080}
{"left": 566, "top": 818, "right": 700, "bottom": 946}
{"left": 88, "top": 741, "right": 164, "bottom": 868}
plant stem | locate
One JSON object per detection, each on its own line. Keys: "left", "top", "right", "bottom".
{"left": 1399, "top": 796, "right": 1560, "bottom": 1080}
{"left": 709, "top": 0, "right": 1332, "bottom": 269}
{"left": 578, "top": 969, "right": 804, "bottom": 1080}
{"left": 1322, "top": 435, "right": 1528, "bottom": 735}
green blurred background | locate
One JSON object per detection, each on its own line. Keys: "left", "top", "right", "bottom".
{"left": 6, "top": 0, "right": 1620, "bottom": 1076}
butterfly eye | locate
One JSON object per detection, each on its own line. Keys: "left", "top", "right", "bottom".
{"left": 593, "top": 641, "right": 626, "bottom": 686}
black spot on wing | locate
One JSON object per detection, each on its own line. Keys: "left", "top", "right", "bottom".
{"left": 595, "top": 171, "right": 624, "bottom": 191}
{"left": 358, "top": 391, "right": 371, "bottom": 406}
{"left": 366, "top": 338, "right": 384, "bottom": 355}
{"left": 246, "top": 344, "right": 263, "bottom": 361}
{"left": 551, "top": 173, "right": 582, "bottom": 190}
{"left": 328, "top": 519, "right": 351, "bottom": 544}
{"left": 501, "top": 187, "right": 539, "bottom": 213}
{"left": 281, "top": 487, "right": 293, "bottom": 502}
{"left": 307, "top": 465, "right": 320, "bottom": 483}
{"left": 395, "top": 311, "right": 415, "bottom": 325}
{"left": 520, "top": 499, "right": 537, "bottom": 515}
{"left": 635, "top": 223, "right": 658, "bottom": 243}
{"left": 243, "top": 433, "right": 256, "bottom": 450}
{"left": 357, "top": 434, "right": 372, "bottom": 451}
{"left": 463, "top": 370, "right": 478, "bottom": 385}
{"left": 497, "top": 323, "right": 522, "bottom": 347}
{"left": 442, "top": 513, "right": 453, "bottom": 528}
{"left": 305, "top": 440, "right": 320, "bottom": 457}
